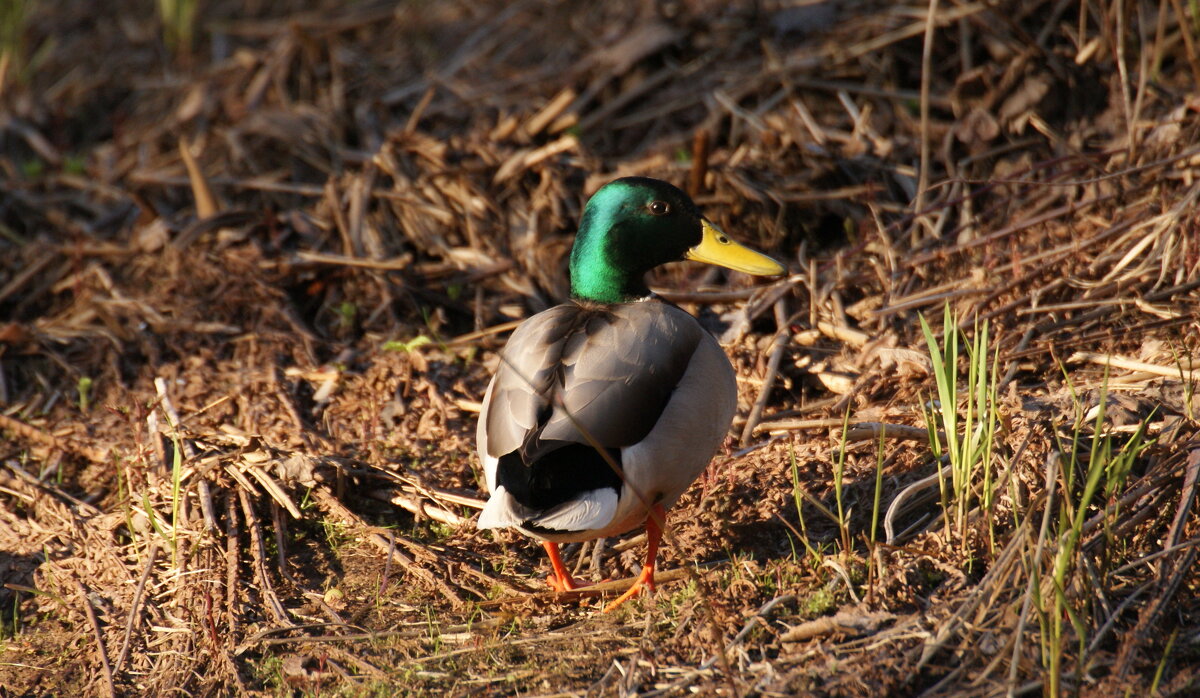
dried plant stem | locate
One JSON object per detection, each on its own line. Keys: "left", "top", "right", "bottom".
{"left": 740, "top": 300, "right": 791, "bottom": 446}
{"left": 76, "top": 580, "right": 115, "bottom": 698}
{"left": 914, "top": 0, "right": 941, "bottom": 240}
{"left": 114, "top": 543, "right": 158, "bottom": 674}
{"left": 237, "top": 488, "right": 292, "bottom": 624}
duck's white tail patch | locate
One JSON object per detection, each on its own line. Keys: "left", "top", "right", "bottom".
{"left": 530, "top": 488, "right": 619, "bottom": 533}
{"left": 477, "top": 486, "right": 533, "bottom": 529}
{"left": 477, "top": 487, "right": 620, "bottom": 534}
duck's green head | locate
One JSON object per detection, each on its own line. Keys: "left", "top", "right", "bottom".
{"left": 569, "top": 177, "right": 785, "bottom": 303}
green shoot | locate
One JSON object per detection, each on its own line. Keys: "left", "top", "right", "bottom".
{"left": 142, "top": 491, "right": 170, "bottom": 549}
{"left": 7, "top": 591, "right": 16, "bottom": 637}
{"left": 1166, "top": 339, "right": 1196, "bottom": 421}
{"left": 77, "top": 376, "right": 93, "bottom": 412}
{"left": 920, "top": 304, "right": 1000, "bottom": 551}
{"left": 116, "top": 458, "right": 137, "bottom": 550}
{"left": 869, "top": 424, "right": 886, "bottom": 548}
{"left": 2, "top": 583, "right": 64, "bottom": 609}
{"left": 789, "top": 442, "right": 823, "bottom": 565}
{"left": 169, "top": 433, "right": 183, "bottom": 568}
{"left": 157, "top": 0, "right": 198, "bottom": 55}
{"left": 383, "top": 335, "right": 432, "bottom": 353}
{"left": 336, "top": 301, "right": 357, "bottom": 329}
{"left": 833, "top": 405, "right": 851, "bottom": 552}
{"left": 1040, "top": 363, "right": 1157, "bottom": 697}
{"left": 1151, "top": 628, "right": 1179, "bottom": 695}
{"left": 867, "top": 424, "right": 887, "bottom": 593}
{"left": 0, "top": 0, "right": 29, "bottom": 88}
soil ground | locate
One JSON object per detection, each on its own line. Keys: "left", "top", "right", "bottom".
{"left": 1, "top": 1, "right": 1199, "bottom": 696}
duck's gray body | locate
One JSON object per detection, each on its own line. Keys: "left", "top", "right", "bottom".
{"left": 476, "top": 298, "right": 736, "bottom": 543}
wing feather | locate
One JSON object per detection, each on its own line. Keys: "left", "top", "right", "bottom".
{"left": 477, "top": 301, "right": 708, "bottom": 512}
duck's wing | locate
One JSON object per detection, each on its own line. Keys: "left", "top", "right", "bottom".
{"left": 476, "top": 301, "right": 710, "bottom": 532}
{"left": 480, "top": 302, "right": 703, "bottom": 460}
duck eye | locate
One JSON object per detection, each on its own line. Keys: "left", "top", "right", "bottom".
{"left": 647, "top": 200, "right": 670, "bottom": 216}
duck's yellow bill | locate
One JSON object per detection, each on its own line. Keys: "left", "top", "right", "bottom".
{"left": 685, "top": 220, "right": 786, "bottom": 276}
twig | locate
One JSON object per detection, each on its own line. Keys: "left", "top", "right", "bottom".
{"left": 753, "top": 417, "right": 846, "bottom": 434}
{"left": 372, "top": 489, "right": 469, "bottom": 526}
{"left": 114, "top": 543, "right": 158, "bottom": 675}
{"left": 840, "top": 1, "right": 986, "bottom": 61}
{"left": 916, "top": 0, "right": 939, "bottom": 237}
{"left": 845, "top": 422, "right": 939, "bottom": 444}
{"left": 1067, "top": 351, "right": 1199, "bottom": 382}
{"left": 294, "top": 250, "right": 414, "bottom": 270}
{"left": 225, "top": 493, "right": 240, "bottom": 637}
{"left": 243, "top": 464, "right": 303, "bottom": 519}
{"left": 178, "top": 138, "right": 220, "bottom": 217}
{"left": 816, "top": 320, "right": 870, "bottom": 348}
{"left": 885, "top": 459, "right": 949, "bottom": 544}
{"left": 270, "top": 500, "right": 296, "bottom": 584}
{"left": 196, "top": 481, "right": 217, "bottom": 532}
{"left": 779, "top": 607, "right": 896, "bottom": 643}
{"left": 446, "top": 319, "right": 523, "bottom": 346}
{"left": 524, "top": 87, "right": 576, "bottom": 137}
{"left": 740, "top": 300, "right": 790, "bottom": 446}
{"left": 1169, "top": 0, "right": 1200, "bottom": 86}
{"left": 237, "top": 488, "right": 292, "bottom": 624}
{"left": 75, "top": 580, "right": 115, "bottom": 698}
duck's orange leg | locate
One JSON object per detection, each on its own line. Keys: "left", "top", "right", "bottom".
{"left": 603, "top": 504, "right": 665, "bottom": 612}
{"left": 542, "top": 541, "right": 585, "bottom": 592}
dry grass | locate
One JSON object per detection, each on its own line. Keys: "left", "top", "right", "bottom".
{"left": 1, "top": 0, "right": 1199, "bottom": 695}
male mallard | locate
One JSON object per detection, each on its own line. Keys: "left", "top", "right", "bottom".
{"left": 477, "top": 177, "right": 784, "bottom": 611}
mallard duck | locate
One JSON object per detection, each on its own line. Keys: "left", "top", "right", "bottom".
{"left": 477, "top": 176, "right": 784, "bottom": 611}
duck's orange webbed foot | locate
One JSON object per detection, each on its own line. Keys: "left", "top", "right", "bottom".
{"left": 602, "top": 504, "right": 665, "bottom": 613}
{"left": 602, "top": 563, "right": 657, "bottom": 612}
{"left": 542, "top": 542, "right": 592, "bottom": 592}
